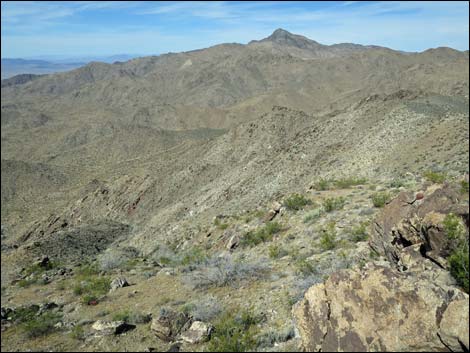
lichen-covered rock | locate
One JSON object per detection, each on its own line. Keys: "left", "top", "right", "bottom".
{"left": 92, "top": 320, "right": 135, "bottom": 336}
{"left": 370, "top": 183, "right": 468, "bottom": 271}
{"left": 109, "top": 277, "right": 130, "bottom": 292}
{"left": 293, "top": 264, "right": 469, "bottom": 352}
{"left": 150, "top": 309, "right": 191, "bottom": 341}
{"left": 181, "top": 321, "right": 213, "bottom": 344}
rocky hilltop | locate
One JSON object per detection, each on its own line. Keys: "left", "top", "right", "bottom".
{"left": 1, "top": 29, "right": 469, "bottom": 352}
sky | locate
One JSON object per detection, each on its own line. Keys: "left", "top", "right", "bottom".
{"left": 1, "top": 1, "right": 469, "bottom": 59}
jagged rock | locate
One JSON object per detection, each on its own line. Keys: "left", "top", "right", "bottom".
{"left": 150, "top": 309, "right": 191, "bottom": 341}
{"left": 293, "top": 264, "right": 469, "bottom": 352}
{"left": 91, "top": 320, "right": 135, "bottom": 336}
{"left": 109, "top": 277, "right": 130, "bottom": 292}
{"left": 370, "top": 183, "right": 468, "bottom": 270}
{"left": 226, "top": 234, "right": 240, "bottom": 250}
{"left": 181, "top": 321, "right": 213, "bottom": 344}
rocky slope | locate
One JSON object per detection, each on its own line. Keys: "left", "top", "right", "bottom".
{"left": 1, "top": 29, "right": 469, "bottom": 352}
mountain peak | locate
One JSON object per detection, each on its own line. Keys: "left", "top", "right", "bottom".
{"left": 256, "top": 28, "right": 322, "bottom": 49}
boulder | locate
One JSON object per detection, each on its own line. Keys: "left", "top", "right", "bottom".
{"left": 226, "top": 234, "right": 240, "bottom": 250}
{"left": 91, "top": 320, "right": 135, "bottom": 336}
{"left": 109, "top": 277, "right": 130, "bottom": 292}
{"left": 181, "top": 321, "right": 213, "bottom": 344}
{"left": 150, "top": 309, "right": 191, "bottom": 341}
{"left": 293, "top": 264, "right": 469, "bottom": 352}
{"left": 370, "top": 183, "right": 468, "bottom": 270}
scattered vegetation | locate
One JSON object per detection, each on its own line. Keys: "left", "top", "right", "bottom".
{"left": 70, "top": 324, "right": 86, "bottom": 340}
{"left": 460, "top": 180, "right": 469, "bottom": 194}
{"left": 73, "top": 264, "right": 110, "bottom": 305}
{"left": 351, "top": 221, "right": 369, "bottom": 242}
{"left": 443, "top": 213, "right": 469, "bottom": 292}
{"left": 208, "top": 309, "right": 262, "bottom": 352}
{"left": 112, "top": 310, "right": 151, "bottom": 324}
{"left": 183, "top": 255, "right": 269, "bottom": 289}
{"left": 180, "top": 296, "right": 222, "bottom": 322}
{"left": 322, "top": 196, "right": 345, "bottom": 212}
{"left": 423, "top": 170, "right": 446, "bottom": 183}
{"left": 303, "top": 208, "right": 324, "bottom": 224}
{"left": 240, "top": 221, "right": 282, "bottom": 247}
{"left": 295, "top": 257, "right": 316, "bottom": 276}
{"left": 21, "top": 311, "right": 62, "bottom": 338}
{"left": 268, "top": 244, "right": 288, "bottom": 259}
{"left": 214, "top": 217, "right": 229, "bottom": 230}
{"left": 319, "top": 222, "right": 337, "bottom": 251}
{"left": 256, "top": 326, "right": 295, "bottom": 348}
{"left": 283, "top": 194, "right": 312, "bottom": 211}
{"left": 372, "top": 192, "right": 391, "bottom": 208}
{"left": 313, "top": 178, "right": 330, "bottom": 191}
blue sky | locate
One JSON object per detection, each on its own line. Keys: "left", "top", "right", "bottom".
{"left": 1, "top": 1, "right": 469, "bottom": 59}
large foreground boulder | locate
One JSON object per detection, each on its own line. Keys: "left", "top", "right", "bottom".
{"left": 293, "top": 264, "right": 469, "bottom": 352}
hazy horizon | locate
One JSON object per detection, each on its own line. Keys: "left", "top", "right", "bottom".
{"left": 2, "top": 1, "right": 469, "bottom": 59}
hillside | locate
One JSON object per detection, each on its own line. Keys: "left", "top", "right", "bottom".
{"left": 1, "top": 29, "right": 469, "bottom": 352}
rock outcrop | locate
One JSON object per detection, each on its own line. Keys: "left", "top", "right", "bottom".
{"left": 293, "top": 183, "right": 469, "bottom": 352}
{"left": 293, "top": 264, "right": 469, "bottom": 351}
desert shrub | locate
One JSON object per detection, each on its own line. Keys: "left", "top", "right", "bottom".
{"left": 268, "top": 244, "right": 288, "bottom": 259}
{"left": 21, "top": 311, "right": 62, "bottom": 338}
{"left": 443, "top": 213, "right": 469, "bottom": 292}
{"left": 351, "top": 221, "right": 369, "bottom": 242}
{"left": 448, "top": 242, "right": 469, "bottom": 293}
{"left": 180, "top": 246, "right": 208, "bottom": 266}
{"left": 9, "top": 305, "right": 39, "bottom": 324}
{"left": 112, "top": 310, "right": 151, "bottom": 324}
{"left": 181, "top": 295, "right": 222, "bottom": 322}
{"left": 303, "top": 208, "right": 324, "bottom": 224}
{"left": 443, "top": 213, "right": 465, "bottom": 240}
{"left": 319, "top": 222, "right": 337, "bottom": 251}
{"left": 18, "top": 261, "right": 58, "bottom": 287}
{"left": 460, "top": 180, "right": 469, "bottom": 194}
{"left": 208, "top": 309, "right": 260, "bottom": 352}
{"left": 73, "top": 275, "right": 110, "bottom": 305}
{"left": 334, "top": 177, "right": 367, "bottom": 189}
{"left": 314, "top": 179, "right": 331, "bottom": 191}
{"left": 98, "top": 247, "right": 140, "bottom": 272}
{"left": 372, "top": 192, "right": 390, "bottom": 208}
{"left": 214, "top": 217, "right": 229, "bottom": 230}
{"left": 295, "top": 257, "right": 316, "bottom": 276}
{"left": 70, "top": 324, "right": 86, "bottom": 340}
{"left": 183, "top": 255, "right": 269, "bottom": 289}
{"left": 240, "top": 221, "right": 281, "bottom": 247}
{"left": 283, "top": 194, "right": 312, "bottom": 211}
{"left": 256, "top": 326, "right": 295, "bottom": 348}
{"left": 322, "top": 197, "right": 345, "bottom": 212}
{"left": 423, "top": 170, "right": 446, "bottom": 183}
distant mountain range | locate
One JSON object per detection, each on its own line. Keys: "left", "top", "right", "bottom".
{"left": 1, "top": 54, "right": 142, "bottom": 79}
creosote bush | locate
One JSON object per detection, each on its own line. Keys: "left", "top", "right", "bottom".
{"left": 423, "top": 170, "right": 446, "bottom": 183}
{"left": 319, "top": 222, "right": 337, "bottom": 251}
{"left": 322, "top": 197, "right": 345, "bottom": 212}
{"left": 283, "top": 194, "right": 312, "bottom": 211}
{"left": 371, "top": 192, "right": 390, "bottom": 208}
{"left": 240, "top": 221, "right": 281, "bottom": 247}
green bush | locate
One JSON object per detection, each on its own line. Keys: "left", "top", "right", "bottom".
{"left": 70, "top": 324, "right": 86, "bottom": 340}
{"left": 283, "top": 194, "right": 312, "bottom": 211}
{"left": 423, "top": 171, "right": 446, "bottom": 183}
{"left": 443, "top": 213, "right": 469, "bottom": 293}
{"left": 268, "top": 244, "right": 288, "bottom": 259}
{"left": 322, "top": 197, "right": 345, "bottom": 212}
{"left": 320, "top": 222, "right": 337, "bottom": 251}
{"left": 208, "top": 310, "right": 260, "bottom": 352}
{"left": 303, "top": 208, "right": 323, "bottom": 224}
{"left": 351, "top": 222, "right": 369, "bottom": 242}
{"left": 21, "top": 311, "right": 62, "bottom": 338}
{"left": 443, "top": 213, "right": 465, "bottom": 240}
{"left": 295, "top": 258, "right": 316, "bottom": 276}
{"left": 372, "top": 192, "right": 390, "bottom": 208}
{"left": 448, "top": 243, "right": 469, "bottom": 293}
{"left": 73, "top": 274, "right": 110, "bottom": 305}
{"left": 180, "top": 246, "right": 208, "bottom": 266}
{"left": 112, "top": 310, "right": 151, "bottom": 324}
{"left": 314, "top": 179, "right": 331, "bottom": 191}
{"left": 241, "top": 222, "right": 282, "bottom": 247}
{"left": 460, "top": 180, "right": 469, "bottom": 194}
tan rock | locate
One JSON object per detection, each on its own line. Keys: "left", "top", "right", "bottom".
{"left": 181, "top": 321, "right": 213, "bottom": 344}
{"left": 293, "top": 264, "right": 469, "bottom": 352}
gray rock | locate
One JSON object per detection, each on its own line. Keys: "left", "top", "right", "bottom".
{"left": 109, "top": 277, "right": 130, "bottom": 292}
{"left": 181, "top": 321, "right": 213, "bottom": 344}
{"left": 91, "top": 320, "right": 135, "bottom": 336}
